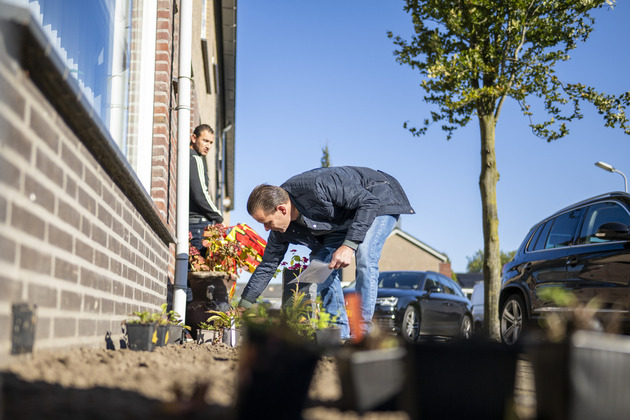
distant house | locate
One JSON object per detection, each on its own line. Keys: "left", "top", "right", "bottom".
{"left": 341, "top": 227, "right": 451, "bottom": 284}
{"left": 456, "top": 272, "right": 484, "bottom": 290}
{"left": 455, "top": 272, "right": 484, "bottom": 299}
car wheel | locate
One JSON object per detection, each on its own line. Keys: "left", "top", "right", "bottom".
{"left": 401, "top": 306, "right": 420, "bottom": 343}
{"left": 459, "top": 315, "right": 472, "bottom": 339}
{"left": 500, "top": 295, "right": 527, "bottom": 345}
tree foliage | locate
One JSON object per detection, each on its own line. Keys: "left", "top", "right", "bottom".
{"left": 466, "top": 249, "right": 516, "bottom": 273}
{"left": 321, "top": 144, "right": 331, "bottom": 167}
{"left": 388, "top": 0, "right": 627, "bottom": 141}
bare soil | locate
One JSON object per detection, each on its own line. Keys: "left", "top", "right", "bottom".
{"left": 0, "top": 341, "right": 409, "bottom": 420}
{"left": 1, "top": 339, "right": 535, "bottom": 420}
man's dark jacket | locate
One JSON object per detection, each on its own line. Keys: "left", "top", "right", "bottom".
{"left": 189, "top": 148, "right": 223, "bottom": 224}
{"left": 239, "top": 166, "right": 414, "bottom": 306}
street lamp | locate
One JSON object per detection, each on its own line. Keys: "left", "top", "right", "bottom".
{"left": 595, "top": 161, "right": 628, "bottom": 193}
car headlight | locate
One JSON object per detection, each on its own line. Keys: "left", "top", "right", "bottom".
{"left": 376, "top": 296, "right": 398, "bottom": 306}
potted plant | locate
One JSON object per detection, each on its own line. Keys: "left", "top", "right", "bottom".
{"left": 527, "top": 288, "right": 630, "bottom": 420}
{"left": 195, "top": 321, "right": 219, "bottom": 345}
{"left": 278, "top": 248, "right": 316, "bottom": 309}
{"left": 278, "top": 286, "right": 317, "bottom": 340}
{"left": 401, "top": 337, "right": 517, "bottom": 419}
{"left": 154, "top": 303, "right": 188, "bottom": 346}
{"left": 205, "top": 308, "right": 242, "bottom": 347}
{"left": 187, "top": 224, "right": 259, "bottom": 338}
{"left": 335, "top": 329, "right": 407, "bottom": 412}
{"left": 234, "top": 304, "right": 321, "bottom": 419}
{"left": 124, "top": 310, "right": 158, "bottom": 352}
{"left": 312, "top": 298, "right": 341, "bottom": 351}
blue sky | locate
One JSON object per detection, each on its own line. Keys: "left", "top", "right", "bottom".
{"left": 229, "top": 1, "right": 630, "bottom": 274}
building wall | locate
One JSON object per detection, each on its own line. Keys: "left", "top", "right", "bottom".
{"left": 0, "top": 59, "right": 171, "bottom": 356}
{"left": 0, "top": 2, "right": 175, "bottom": 359}
{"left": 380, "top": 235, "right": 444, "bottom": 272}
{"left": 152, "top": 0, "right": 180, "bottom": 290}
{"left": 0, "top": 0, "right": 232, "bottom": 361}
{"left": 191, "top": 0, "right": 225, "bottom": 218}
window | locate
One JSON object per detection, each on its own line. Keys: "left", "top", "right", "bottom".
{"left": 531, "top": 221, "right": 552, "bottom": 252}
{"left": 447, "top": 278, "right": 465, "bottom": 298}
{"left": 437, "top": 276, "right": 454, "bottom": 295}
{"left": 576, "top": 202, "right": 630, "bottom": 244}
{"left": 23, "top": 0, "right": 132, "bottom": 150}
{"left": 526, "top": 224, "right": 544, "bottom": 252}
{"left": 423, "top": 274, "right": 439, "bottom": 292}
{"left": 379, "top": 272, "right": 421, "bottom": 289}
{"left": 544, "top": 209, "right": 584, "bottom": 249}
{"left": 17, "top": 0, "right": 158, "bottom": 190}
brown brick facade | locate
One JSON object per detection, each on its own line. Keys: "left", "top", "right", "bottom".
{"left": 0, "top": 0, "right": 233, "bottom": 360}
{"left": 152, "top": 0, "right": 180, "bottom": 287}
{"left": 0, "top": 4, "right": 175, "bottom": 358}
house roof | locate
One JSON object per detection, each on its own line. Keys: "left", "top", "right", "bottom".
{"left": 389, "top": 228, "right": 448, "bottom": 262}
{"left": 456, "top": 272, "right": 484, "bottom": 288}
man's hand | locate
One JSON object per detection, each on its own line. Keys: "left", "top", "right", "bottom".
{"left": 329, "top": 245, "right": 354, "bottom": 269}
{"left": 229, "top": 306, "right": 247, "bottom": 317}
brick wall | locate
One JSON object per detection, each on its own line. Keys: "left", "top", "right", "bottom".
{"left": 152, "top": 0, "right": 179, "bottom": 289}
{"left": 0, "top": 12, "right": 172, "bottom": 358}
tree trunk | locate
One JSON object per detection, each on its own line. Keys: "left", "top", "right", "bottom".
{"left": 478, "top": 114, "right": 501, "bottom": 341}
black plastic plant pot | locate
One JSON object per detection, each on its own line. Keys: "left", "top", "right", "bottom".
{"left": 167, "top": 324, "right": 183, "bottom": 345}
{"left": 315, "top": 327, "right": 341, "bottom": 348}
{"left": 402, "top": 339, "right": 518, "bottom": 420}
{"left": 12, "top": 303, "right": 37, "bottom": 355}
{"left": 126, "top": 323, "right": 157, "bottom": 352}
{"left": 527, "top": 336, "right": 570, "bottom": 420}
{"left": 315, "top": 327, "right": 341, "bottom": 343}
{"left": 235, "top": 324, "right": 320, "bottom": 420}
{"left": 336, "top": 346, "right": 407, "bottom": 412}
{"left": 529, "top": 330, "right": 630, "bottom": 420}
{"left": 155, "top": 324, "right": 169, "bottom": 347}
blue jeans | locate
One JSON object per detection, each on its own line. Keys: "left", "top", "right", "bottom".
{"left": 312, "top": 215, "right": 398, "bottom": 340}
{"left": 190, "top": 221, "right": 211, "bottom": 257}
{"left": 354, "top": 215, "right": 398, "bottom": 331}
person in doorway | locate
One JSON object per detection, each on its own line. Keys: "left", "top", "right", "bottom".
{"left": 189, "top": 124, "right": 223, "bottom": 256}
{"left": 236, "top": 166, "right": 415, "bottom": 340}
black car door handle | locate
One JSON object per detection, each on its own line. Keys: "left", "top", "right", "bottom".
{"left": 566, "top": 258, "right": 578, "bottom": 267}
{"left": 524, "top": 263, "right": 532, "bottom": 272}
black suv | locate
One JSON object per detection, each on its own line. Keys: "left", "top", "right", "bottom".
{"left": 499, "top": 192, "right": 630, "bottom": 345}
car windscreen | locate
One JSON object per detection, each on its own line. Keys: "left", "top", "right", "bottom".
{"left": 378, "top": 272, "right": 422, "bottom": 289}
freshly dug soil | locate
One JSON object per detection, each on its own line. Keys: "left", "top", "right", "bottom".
{"left": 0, "top": 342, "right": 409, "bottom": 420}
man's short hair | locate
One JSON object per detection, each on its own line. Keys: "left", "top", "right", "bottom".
{"left": 247, "top": 184, "right": 289, "bottom": 215}
{"left": 193, "top": 124, "right": 214, "bottom": 137}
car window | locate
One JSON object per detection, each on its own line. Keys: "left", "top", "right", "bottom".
{"left": 423, "top": 274, "right": 439, "bottom": 291}
{"left": 531, "top": 220, "right": 553, "bottom": 251}
{"left": 544, "top": 209, "right": 584, "bottom": 249}
{"left": 449, "top": 278, "right": 465, "bottom": 298}
{"left": 378, "top": 272, "right": 421, "bottom": 289}
{"left": 437, "top": 276, "right": 454, "bottom": 295}
{"left": 576, "top": 202, "right": 630, "bottom": 244}
{"left": 526, "top": 224, "right": 544, "bottom": 252}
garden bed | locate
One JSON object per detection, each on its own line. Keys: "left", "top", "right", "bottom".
{"left": 0, "top": 342, "right": 408, "bottom": 420}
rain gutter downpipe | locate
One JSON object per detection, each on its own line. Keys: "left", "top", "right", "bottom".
{"left": 173, "top": 0, "right": 193, "bottom": 324}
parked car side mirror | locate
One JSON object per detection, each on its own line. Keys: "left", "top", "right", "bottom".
{"left": 594, "top": 222, "right": 630, "bottom": 240}
{"left": 427, "top": 285, "right": 443, "bottom": 295}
